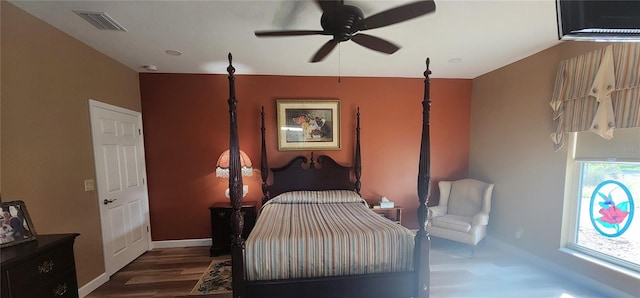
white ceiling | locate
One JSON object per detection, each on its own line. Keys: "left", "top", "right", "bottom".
{"left": 9, "top": 0, "right": 563, "bottom": 78}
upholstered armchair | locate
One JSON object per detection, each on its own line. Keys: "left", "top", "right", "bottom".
{"left": 427, "top": 178, "right": 494, "bottom": 250}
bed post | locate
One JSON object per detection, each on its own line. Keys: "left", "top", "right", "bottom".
{"left": 260, "top": 106, "right": 269, "bottom": 205}
{"left": 354, "top": 107, "right": 362, "bottom": 195}
{"left": 415, "top": 58, "right": 432, "bottom": 298}
{"left": 226, "top": 53, "right": 246, "bottom": 298}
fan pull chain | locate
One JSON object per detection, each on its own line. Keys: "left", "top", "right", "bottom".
{"left": 338, "top": 44, "right": 341, "bottom": 83}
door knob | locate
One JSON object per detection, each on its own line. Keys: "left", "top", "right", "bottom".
{"left": 103, "top": 198, "right": 117, "bottom": 205}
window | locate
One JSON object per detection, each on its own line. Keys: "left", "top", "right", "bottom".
{"left": 565, "top": 128, "right": 640, "bottom": 272}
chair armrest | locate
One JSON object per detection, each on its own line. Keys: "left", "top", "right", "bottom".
{"left": 472, "top": 212, "right": 489, "bottom": 225}
{"left": 428, "top": 206, "right": 447, "bottom": 219}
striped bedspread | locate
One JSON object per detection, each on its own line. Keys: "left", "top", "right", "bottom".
{"left": 244, "top": 190, "right": 415, "bottom": 281}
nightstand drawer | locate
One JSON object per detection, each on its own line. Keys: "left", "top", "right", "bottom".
{"left": 209, "top": 201, "right": 257, "bottom": 256}
{"left": 212, "top": 208, "right": 233, "bottom": 222}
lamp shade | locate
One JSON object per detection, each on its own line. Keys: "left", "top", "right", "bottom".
{"left": 216, "top": 149, "right": 253, "bottom": 178}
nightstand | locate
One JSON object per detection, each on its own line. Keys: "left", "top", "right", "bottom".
{"left": 209, "top": 201, "right": 257, "bottom": 256}
{"left": 370, "top": 207, "right": 403, "bottom": 224}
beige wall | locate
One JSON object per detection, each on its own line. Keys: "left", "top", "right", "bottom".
{"left": 1, "top": 2, "right": 141, "bottom": 286}
{"left": 470, "top": 41, "right": 637, "bottom": 296}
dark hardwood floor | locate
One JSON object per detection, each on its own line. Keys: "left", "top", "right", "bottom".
{"left": 85, "top": 239, "right": 613, "bottom": 298}
{"left": 85, "top": 246, "right": 221, "bottom": 297}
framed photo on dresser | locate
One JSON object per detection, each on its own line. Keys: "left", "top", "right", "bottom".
{"left": 1, "top": 200, "right": 37, "bottom": 247}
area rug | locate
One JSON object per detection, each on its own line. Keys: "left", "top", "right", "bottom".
{"left": 190, "top": 257, "right": 232, "bottom": 295}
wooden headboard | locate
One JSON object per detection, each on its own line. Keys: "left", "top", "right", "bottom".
{"left": 268, "top": 154, "right": 355, "bottom": 198}
{"left": 260, "top": 108, "right": 362, "bottom": 203}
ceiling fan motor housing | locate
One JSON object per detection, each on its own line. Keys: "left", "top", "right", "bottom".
{"left": 320, "top": 5, "right": 364, "bottom": 41}
{"left": 254, "top": 0, "right": 436, "bottom": 62}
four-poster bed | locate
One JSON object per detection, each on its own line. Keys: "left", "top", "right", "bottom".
{"left": 224, "top": 53, "right": 433, "bottom": 298}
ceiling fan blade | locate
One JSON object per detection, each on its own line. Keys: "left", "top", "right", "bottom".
{"left": 255, "top": 30, "right": 328, "bottom": 37}
{"left": 310, "top": 39, "right": 339, "bottom": 62}
{"left": 272, "top": 1, "right": 305, "bottom": 29}
{"left": 351, "top": 33, "right": 399, "bottom": 54}
{"left": 315, "top": 0, "right": 341, "bottom": 13}
{"left": 362, "top": 0, "right": 436, "bottom": 30}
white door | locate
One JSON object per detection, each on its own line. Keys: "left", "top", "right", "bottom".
{"left": 89, "top": 99, "right": 151, "bottom": 276}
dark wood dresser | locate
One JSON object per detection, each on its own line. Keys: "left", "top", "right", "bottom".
{"left": 1, "top": 233, "right": 80, "bottom": 298}
{"left": 209, "top": 201, "right": 256, "bottom": 256}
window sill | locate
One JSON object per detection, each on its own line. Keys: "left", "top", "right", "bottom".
{"left": 558, "top": 247, "right": 640, "bottom": 280}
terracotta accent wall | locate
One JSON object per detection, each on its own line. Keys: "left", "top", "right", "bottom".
{"left": 140, "top": 73, "right": 471, "bottom": 239}
{"left": 1, "top": 2, "right": 141, "bottom": 288}
{"left": 471, "top": 41, "right": 637, "bottom": 296}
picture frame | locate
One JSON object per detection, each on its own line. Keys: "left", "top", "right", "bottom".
{"left": 1, "top": 200, "right": 37, "bottom": 247}
{"left": 277, "top": 99, "right": 340, "bottom": 151}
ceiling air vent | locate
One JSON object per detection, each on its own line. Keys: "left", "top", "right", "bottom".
{"left": 73, "top": 11, "right": 127, "bottom": 31}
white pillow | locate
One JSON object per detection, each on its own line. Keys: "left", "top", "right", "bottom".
{"left": 271, "top": 190, "right": 363, "bottom": 204}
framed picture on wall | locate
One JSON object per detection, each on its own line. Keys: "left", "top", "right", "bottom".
{"left": 1, "top": 200, "right": 37, "bottom": 247}
{"left": 276, "top": 99, "right": 340, "bottom": 151}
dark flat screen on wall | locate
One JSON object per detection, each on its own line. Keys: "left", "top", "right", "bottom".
{"left": 557, "top": 0, "right": 640, "bottom": 40}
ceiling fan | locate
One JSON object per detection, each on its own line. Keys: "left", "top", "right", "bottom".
{"left": 255, "top": 0, "right": 436, "bottom": 63}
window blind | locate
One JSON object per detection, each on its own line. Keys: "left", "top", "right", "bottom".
{"left": 575, "top": 127, "right": 640, "bottom": 161}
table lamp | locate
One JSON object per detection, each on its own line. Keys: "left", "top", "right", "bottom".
{"left": 216, "top": 149, "right": 252, "bottom": 198}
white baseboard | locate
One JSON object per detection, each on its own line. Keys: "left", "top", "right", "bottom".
{"left": 151, "top": 238, "right": 212, "bottom": 249}
{"left": 485, "top": 236, "right": 636, "bottom": 298}
{"left": 78, "top": 272, "right": 109, "bottom": 298}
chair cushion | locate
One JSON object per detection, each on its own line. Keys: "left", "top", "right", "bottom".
{"left": 447, "top": 180, "right": 486, "bottom": 217}
{"left": 431, "top": 214, "right": 472, "bottom": 233}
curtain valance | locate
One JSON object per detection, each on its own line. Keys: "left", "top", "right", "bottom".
{"left": 550, "top": 43, "right": 640, "bottom": 151}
